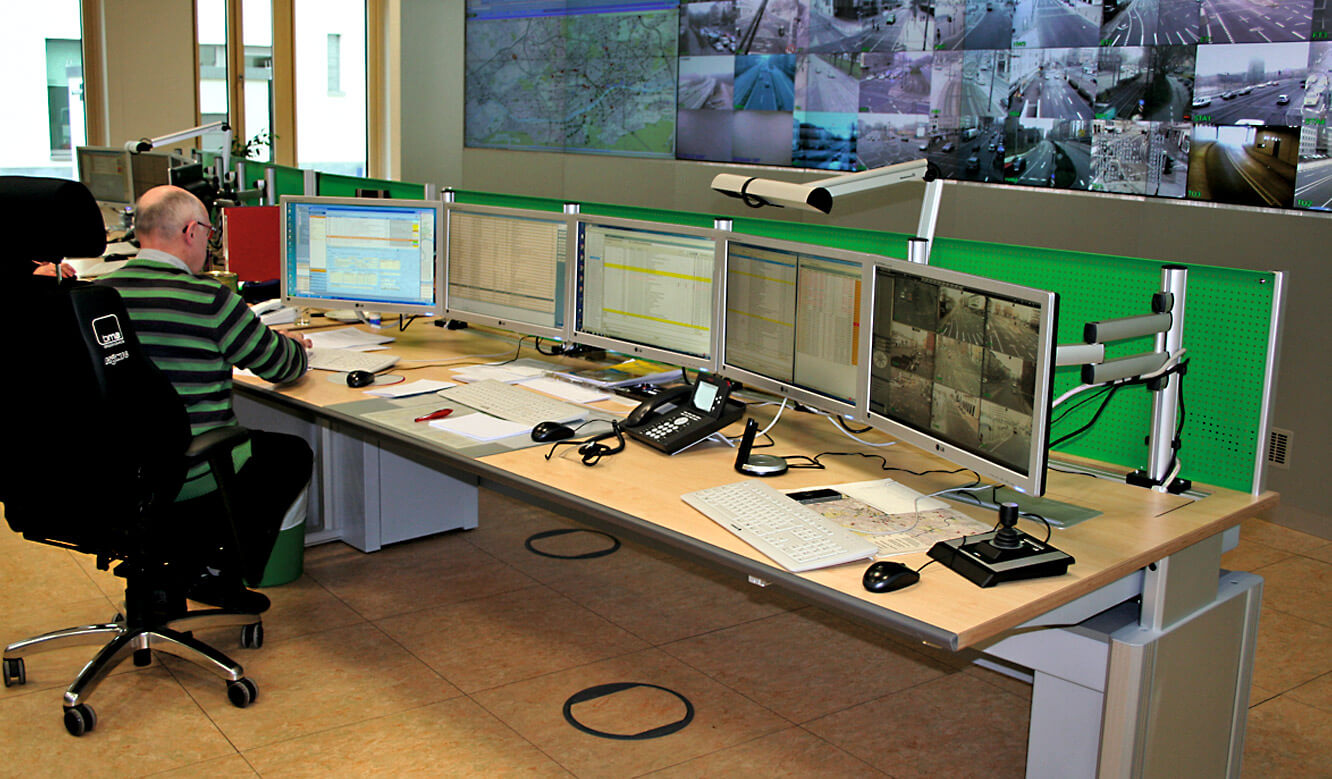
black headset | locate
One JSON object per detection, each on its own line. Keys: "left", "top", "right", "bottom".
{"left": 543, "top": 421, "right": 625, "bottom": 466}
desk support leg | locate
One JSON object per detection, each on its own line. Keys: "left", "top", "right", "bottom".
{"left": 984, "top": 570, "right": 1261, "bottom": 779}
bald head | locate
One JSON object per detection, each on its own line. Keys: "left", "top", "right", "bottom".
{"left": 134, "top": 185, "right": 207, "bottom": 241}
{"left": 133, "top": 185, "right": 212, "bottom": 273}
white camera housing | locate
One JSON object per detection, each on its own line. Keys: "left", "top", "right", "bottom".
{"left": 711, "top": 159, "right": 935, "bottom": 214}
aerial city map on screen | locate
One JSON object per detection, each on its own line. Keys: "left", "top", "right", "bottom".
{"left": 465, "top": 0, "right": 1332, "bottom": 213}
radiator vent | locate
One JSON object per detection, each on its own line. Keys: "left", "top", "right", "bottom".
{"left": 1266, "top": 427, "right": 1291, "bottom": 469}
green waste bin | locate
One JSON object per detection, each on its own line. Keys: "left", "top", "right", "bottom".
{"left": 257, "top": 487, "right": 308, "bottom": 587}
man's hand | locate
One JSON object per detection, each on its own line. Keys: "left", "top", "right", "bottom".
{"left": 33, "top": 262, "right": 76, "bottom": 278}
{"left": 281, "top": 330, "right": 312, "bottom": 350}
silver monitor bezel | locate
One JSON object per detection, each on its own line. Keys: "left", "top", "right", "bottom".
{"left": 441, "top": 202, "right": 576, "bottom": 342}
{"left": 571, "top": 213, "right": 723, "bottom": 373}
{"left": 717, "top": 233, "right": 876, "bottom": 418}
{"left": 279, "top": 194, "right": 444, "bottom": 317}
{"left": 855, "top": 257, "right": 1060, "bottom": 496}
{"left": 76, "top": 146, "right": 135, "bottom": 208}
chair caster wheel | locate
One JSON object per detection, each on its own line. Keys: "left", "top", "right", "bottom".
{"left": 63, "top": 703, "right": 97, "bottom": 736}
{"left": 240, "top": 622, "right": 264, "bottom": 649}
{"left": 227, "top": 677, "right": 258, "bottom": 708}
{"left": 2, "top": 657, "right": 25, "bottom": 687}
{"left": 133, "top": 648, "right": 152, "bottom": 667}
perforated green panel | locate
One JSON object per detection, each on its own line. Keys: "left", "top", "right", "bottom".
{"left": 931, "top": 239, "right": 1276, "bottom": 493}
{"left": 316, "top": 173, "right": 425, "bottom": 200}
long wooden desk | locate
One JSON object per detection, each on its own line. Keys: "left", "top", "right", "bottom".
{"left": 235, "top": 322, "right": 1276, "bottom": 778}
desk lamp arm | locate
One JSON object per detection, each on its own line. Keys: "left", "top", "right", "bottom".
{"left": 124, "top": 121, "right": 233, "bottom": 171}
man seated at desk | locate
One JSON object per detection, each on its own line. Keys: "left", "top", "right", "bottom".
{"left": 97, "top": 185, "right": 312, "bottom": 613}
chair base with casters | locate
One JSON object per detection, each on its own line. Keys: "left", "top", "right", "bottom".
{"left": 3, "top": 565, "right": 265, "bottom": 737}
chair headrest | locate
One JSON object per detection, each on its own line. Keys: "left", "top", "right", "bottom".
{"left": 0, "top": 176, "right": 108, "bottom": 264}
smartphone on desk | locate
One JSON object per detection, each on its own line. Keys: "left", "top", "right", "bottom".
{"left": 623, "top": 375, "right": 744, "bottom": 454}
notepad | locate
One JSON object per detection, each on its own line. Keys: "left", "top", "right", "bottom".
{"left": 428, "top": 413, "right": 530, "bottom": 441}
{"left": 451, "top": 364, "right": 547, "bottom": 383}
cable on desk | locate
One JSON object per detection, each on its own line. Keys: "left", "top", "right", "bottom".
{"left": 834, "top": 416, "right": 874, "bottom": 435}
{"left": 819, "top": 413, "right": 895, "bottom": 447}
{"left": 390, "top": 347, "right": 521, "bottom": 372}
{"left": 397, "top": 315, "right": 421, "bottom": 332}
{"left": 947, "top": 485, "right": 1054, "bottom": 544}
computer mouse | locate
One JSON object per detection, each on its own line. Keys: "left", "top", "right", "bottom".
{"left": 862, "top": 561, "right": 920, "bottom": 593}
{"left": 345, "top": 370, "right": 376, "bottom": 388}
{"left": 531, "top": 421, "right": 576, "bottom": 442}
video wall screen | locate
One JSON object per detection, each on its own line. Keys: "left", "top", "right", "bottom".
{"left": 465, "top": 0, "right": 1332, "bottom": 213}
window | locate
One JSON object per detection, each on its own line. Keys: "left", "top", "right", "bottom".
{"left": 327, "top": 33, "right": 342, "bottom": 95}
{"left": 242, "top": 0, "right": 275, "bottom": 163}
{"left": 0, "top": 3, "right": 84, "bottom": 178}
{"left": 196, "top": 0, "right": 230, "bottom": 158}
{"left": 295, "top": 0, "right": 366, "bottom": 176}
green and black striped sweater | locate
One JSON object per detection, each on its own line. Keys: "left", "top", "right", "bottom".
{"left": 98, "top": 254, "right": 308, "bottom": 500}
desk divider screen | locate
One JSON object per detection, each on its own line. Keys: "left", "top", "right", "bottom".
{"left": 316, "top": 172, "right": 426, "bottom": 200}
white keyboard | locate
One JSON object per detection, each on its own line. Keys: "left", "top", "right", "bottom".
{"left": 438, "top": 379, "right": 585, "bottom": 427}
{"left": 307, "top": 348, "right": 399, "bottom": 374}
{"left": 682, "top": 480, "right": 878, "bottom": 572}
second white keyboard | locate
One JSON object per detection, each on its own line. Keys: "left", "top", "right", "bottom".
{"left": 307, "top": 348, "right": 399, "bottom": 374}
{"left": 682, "top": 480, "right": 878, "bottom": 572}
{"left": 438, "top": 379, "right": 585, "bottom": 427}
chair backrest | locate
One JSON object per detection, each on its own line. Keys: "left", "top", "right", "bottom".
{"left": 0, "top": 177, "right": 189, "bottom": 556}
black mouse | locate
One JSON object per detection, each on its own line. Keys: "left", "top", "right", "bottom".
{"left": 531, "top": 421, "right": 575, "bottom": 442}
{"left": 862, "top": 561, "right": 920, "bottom": 593}
{"left": 345, "top": 370, "right": 376, "bottom": 388}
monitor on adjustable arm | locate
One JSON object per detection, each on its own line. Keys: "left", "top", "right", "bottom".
{"left": 572, "top": 216, "right": 722, "bottom": 372}
{"left": 441, "top": 203, "right": 574, "bottom": 341}
{"left": 279, "top": 195, "right": 442, "bottom": 317}
{"left": 718, "top": 236, "right": 867, "bottom": 418}
{"left": 857, "top": 259, "right": 1059, "bottom": 497}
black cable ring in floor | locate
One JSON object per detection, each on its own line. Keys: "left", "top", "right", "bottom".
{"left": 524, "top": 528, "right": 621, "bottom": 559}
{"left": 562, "top": 682, "right": 695, "bottom": 740}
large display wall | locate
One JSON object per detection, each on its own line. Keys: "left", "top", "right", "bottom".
{"left": 464, "top": 0, "right": 1332, "bottom": 212}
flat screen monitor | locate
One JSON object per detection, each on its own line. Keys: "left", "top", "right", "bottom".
{"left": 573, "top": 216, "right": 721, "bottom": 371}
{"left": 279, "top": 195, "right": 442, "bottom": 316}
{"left": 720, "top": 236, "right": 866, "bottom": 417}
{"left": 442, "top": 204, "right": 573, "bottom": 341}
{"left": 859, "top": 259, "right": 1059, "bottom": 496}
{"left": 76, "top": 147, "right": 134, "bottom": 207}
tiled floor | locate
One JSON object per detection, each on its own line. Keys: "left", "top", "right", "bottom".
{"left": 1, "top": 493, "right": 1329, "bottom": 777}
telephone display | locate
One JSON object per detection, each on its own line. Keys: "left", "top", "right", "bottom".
{"left": 624, "top": 375, "right": 744, "bottom": 454}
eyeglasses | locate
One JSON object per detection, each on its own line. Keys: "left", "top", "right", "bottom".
{"left": 183, "top": 220, "right": 216, "bottom": 238}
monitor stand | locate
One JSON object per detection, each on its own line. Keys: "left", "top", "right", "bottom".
{"left": 949, "top": 485, "right": 1101, "bottom": 528}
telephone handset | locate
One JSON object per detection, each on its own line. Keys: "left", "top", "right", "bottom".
{"left": 623, "top": 375, "right": 744, "bottom": 454}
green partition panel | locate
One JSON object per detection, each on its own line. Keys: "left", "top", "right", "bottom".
{"left": 316, "top": 172, "right": 425, "bottom": 199}
{"left": 930, "top": 239, "right": 1275, "bottom": 493}
{"left": 269, "top": 164, "right": 308, "bottom": 198}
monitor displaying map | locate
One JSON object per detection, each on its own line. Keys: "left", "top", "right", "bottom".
{"left": 463, "top": 0, "right": 1332, "bottom": 214}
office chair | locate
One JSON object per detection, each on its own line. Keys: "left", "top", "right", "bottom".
{"left": 0, "top": 177, "right": 265, "bottom": 736}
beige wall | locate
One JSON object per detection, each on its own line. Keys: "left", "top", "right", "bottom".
{"left": 87, "top": 0, "right": 198, "bottom": 149}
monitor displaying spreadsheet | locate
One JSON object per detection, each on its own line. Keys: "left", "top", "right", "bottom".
{"left": 442, "top": 204, "right": 572, "bottom": 340}
{"left": 573, "top": 216, "right": 721, "bottom": 371}
{"left": 280, "top": 195, "right": 441, "bottom": 316}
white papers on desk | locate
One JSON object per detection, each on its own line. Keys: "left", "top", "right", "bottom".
{"left": 364, "top": 379, "right": 456, "bottom": 398}
{"left": 451, "top": 364, "right": 545, "bottom": 383}
{"left": 64, "top": 257, "right": 130, "bottom": 278}
{"left": 428, "top": 413, "right": 530, "bottom": 441}
{"left": 519, "top": 375, "right": 611, "bottom": 403}
{"left": 305, "top": 327, "right": 394, "bottom": 351}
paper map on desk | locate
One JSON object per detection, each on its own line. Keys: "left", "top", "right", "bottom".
{"left": 787, "top": 480, "right": 993, "bottom": 557}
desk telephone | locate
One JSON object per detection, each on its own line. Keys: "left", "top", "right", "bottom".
{"left": 623, "top": 375, "right": 744, "bottom": 454}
